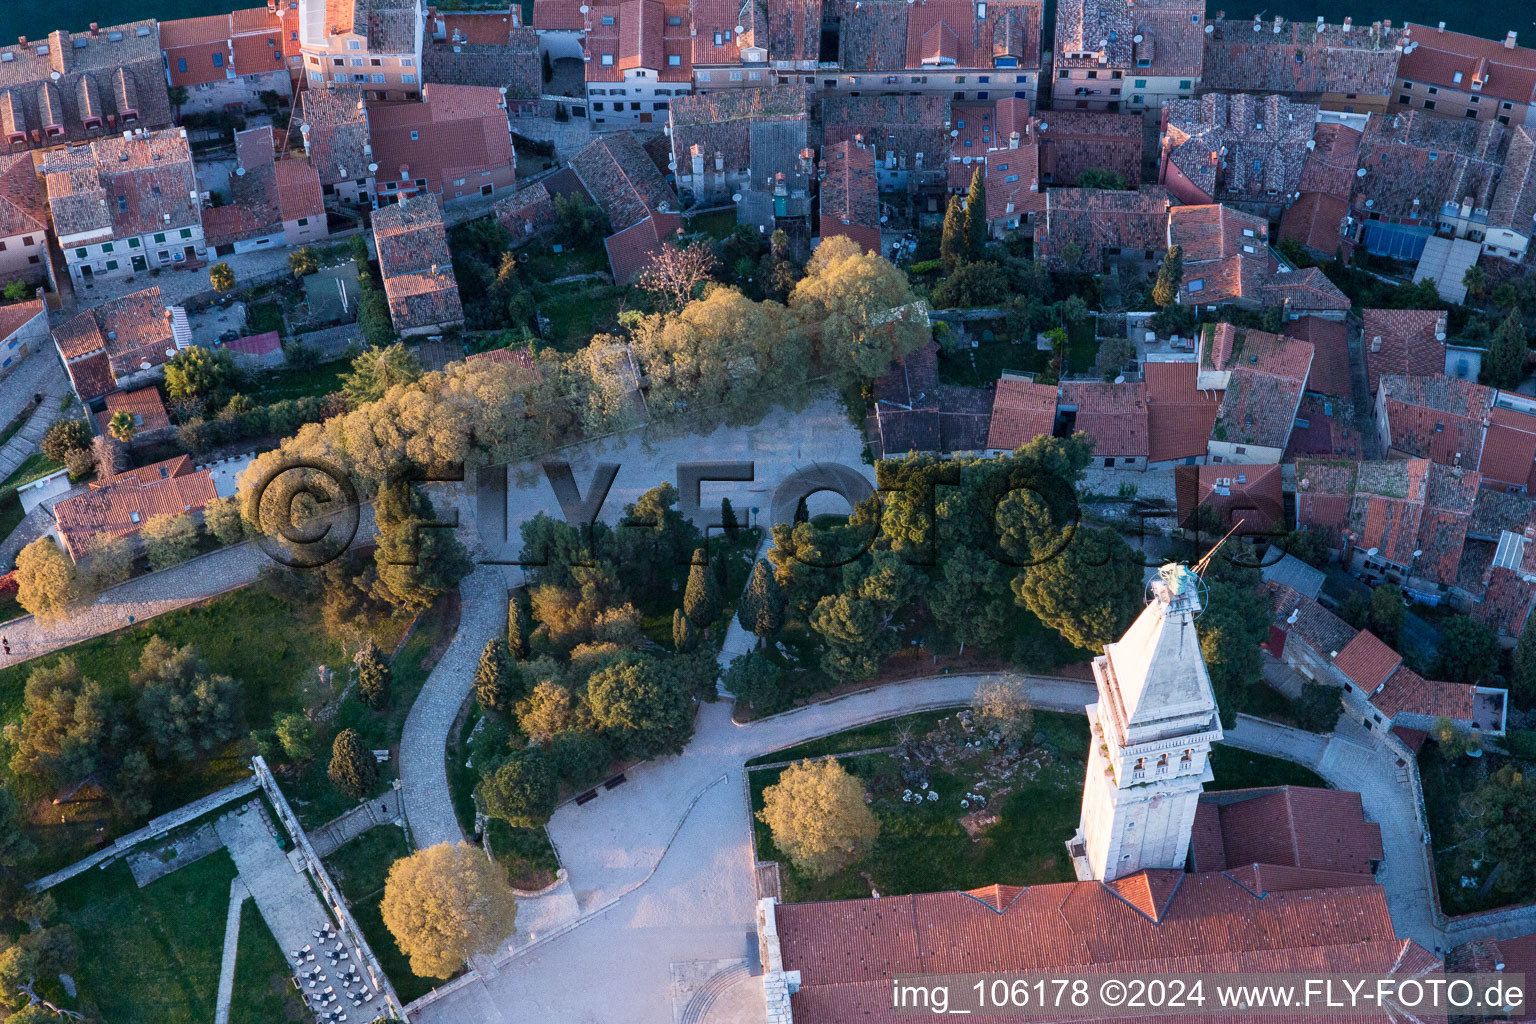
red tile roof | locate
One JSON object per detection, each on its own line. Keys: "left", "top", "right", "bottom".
{"left": 1106, "top": 869, "right": 1183, "bottom": 923}
{"left": 53, "top": 454, "right": 218, "bottom": 561}
{"left": 986, "top": 377, "right": 1058, "bottom": 450}
{"left": 1363, "top": 308, "right": 1446, "bottom": 397}
{"left": 533, "top": 0, "right": 587, "bottom": 31}
{"left": 1475, "top": 566, "right": 1536, "bottom": 640}
{"left": 1060, "top": 380, "right": 1147, "bottom": 458}
{"left": 373, "top": 194, "right": 465, "bottom": 331}
{"left": 602, "top": 209, "right": 681, "bottom": 285}
{"left": 819, "top": 140, "right": 882, "bottom": 255}
{"left": 1481, "top": 403, "right": 1536, "bottom": 490}
{"left": 52, "top": 286, "right": 174, "bottom": 384}
{"left": 983, "top": 145, "right": 1043, "bottom": 223}
{"left": 1331, "top": 630, "right": 1402, "bottom": 691}
{"left": 1371, "top": 664, "right": 1475, "bottom": 721}
{"left": 275, "top": 157, "right": 325, "bottom": 224}
{"left": 778, "top": 869, "right": 1429, "bottom": 1024}
{"left": 1286, "top": 317, "right": 1350, "bottom": 397}
{"left": 1379, "top": 375, "right": 1493, "bottom": 470}
{"left": 223, "top": 330, "right": 282, "bottom": 357}
{"left": 1204, "top": 787, "right": 1383, "bottom": 876}
{"left": 64, "top": 351, "right": 114, "bottom": 403}
{"left": 0, "top": 152, "right": 46, "bottom": 238}
{"left": 367, "top": 84, "right": 516, "bottom": 197}
{"left": 0, "top": 298, "right": 43, "bottom": 343}
{"left": 94, "top": 386, "right": 170, "bottom": 436}
{"left": 1256, "top": 267, "right": 1351, "bottom": 314}
{"left": 1144, "top": 360, "right": 1220, "bottom": 464}
{"left": 1169, "top": 204, "right": 1272, "bottom": 305}
{"left": 1294, "top": 458, "right": 1357, "bottom": 546}
{"left": 1036, "top": 111, "right": 1143, "bottom": 187}
{"left": 1278, "top": 191, "right": 1351, "bottom": 259}
{"left": 1399, "top": 24, "right": 1536, "bottom": 107}
{"left": 1266, "top": 580, "right": 1358, "bottom": 663}
{"left": 1174, "top": 463, "right": 1284, "bottom": 536}
{"left": 583, "top": 0, "right": 691, "bottom": 83}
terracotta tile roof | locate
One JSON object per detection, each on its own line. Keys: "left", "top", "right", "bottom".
{"left": 821, "top": 94, "right": 953, "bottom": 185}
{"left": 1294, "top": 458, "right": 1357, "bottom": 544}
{"left": 1285, "top": 394, "right": 1360, "bottom": 461}
{"left": 1352, "top": 111, "right": 1506, "bottom": 223}
{"left": 1267, "top": 580, "right": 1357, "bottom": 658}
{"left": 764, "top": 0, "right": 820, "bottom": 62}
{"left": 0, "top": 152, "right": 45, "bottom": 237}
{"left": 1206, "top": 787, "right": 1383, "bottom": 875}
{"left": 1399, "top": 23, "right": 1536, "bottom": 108}
{"left": 94, "top": 385, "right": 170, "bottom": 436}
{"left": 533, "top": 0, "right": 587, "bottom": 31}
{"left": 367, "top": 84, "right": 515, "bottom": 197}
{"left": 296, "top": 88, "right": 371, "bottom": 187}
{"left": 0, "top": 21, "right": 173, "bottom": 143}
{"left": 1347, "top": 457, "right": 1429, "bottom": 566}
{"left": 937, "top": 385, "right": 993, "bottom": 452}
{"left": 0, "top": 298, "right": 43, "bottom": 342}
{"left": 1378, "top": 374, "right": 1493, "bottom": 469}
{"left": 1475, "top": 566, "right": 1536, "bottom": 640}
{"left": 688, "top": 0, "right": 742, "bottom": 64}
{"left": 1201, "top": 20, "right": 1403, "bottom": 98}
{"left": 1036, "top": 110, "right": 1141, "bottom": 186}
{"left": 570, "top": 131, "right": 679, "bottom": 233}
{"left": 224, "top": 330, "right": 282, "bottom": 357}
{"left": 1286, "top": 317, "right": 1350, "bottom": 397}
{"left": 64, "top": 351, "right": 114, "bottom": 402}
{"left": 1055, "top": 0, "right": 1204, "bottom": 77}
{"left": 1169, "top": 204, "right": 1272, "bottom": 305}
{"left": 1362, "top": 308, "right": 1446, "bottom": 397}
{"left": 1450, "top": 931, "right": 1536, "bottom": 1021}
{"left": 1278, "top": 192, "right": 1352, "bottom": 260}
{"left": 669, "top": 85, "right": 810, "bottom": 177}
{"left": 1481, "top": 403, "right": 1536, "bottom": 490}
{"left": 1144, "top": 360, "right": 1220, "bottom": 463}
{"left": 1299, "top": 122, "right": 1364, "bottom": 199}
{"left": 900, "top": 0, "right": 1044, "bottom": 72}
{"left": 950, "top": 101, "right": 1013, "bottom": 189}
{"left": 354, "top": 0, "right": 420, "bottom": 54}
{"left": 423, "top": 20, "right": 541, "bottom": 100}
{"left": 1260, "top": 267, "right": 1351, "bottom": 314}
{"left": 274, "top": 157, "right": 324, "bottom": 224}
{"left": 836, "top": 0, "right": 911, "bottom": 71}
{"left": 986, "top": 377, "right": 1058, "bottom": 450}
{"left": 1491, "top": 126, "right": 1536, "bottom": 235}
{"left": 493, "top": 181, "right": 557, "bottom": 239}
{"left": 820, "top": 140, "right": 882, "bottom": 254}
{"left": 777, "top": 869, "right": 1426, "bottom": 1023}
{"left": 603, "top": 209, "right": 681, "bottom": 285}
{"left": 1174, "top": 463, "right": 1283, "bottom": 535}
{"left": 40, "top": 129, "right": 199, "bottom": 240}
{"left": 1332, "top": 629, "right": 1402, "bottom": 690}
{"left": 53, "top": 285, "right": 174, "bottom": 385}
{"left": 1060, "top": 380, "right": 1146, "bottom": 458}
{"left": 1162, "top": 93, "right": 1317, "bottom": 203}
{"left": 53, "top": 455, "right": 218, "bottom": 561}
{"left": 983, "top": 144, "right": 1043, "bottom": 223}
{"left": 1211, "top": 327, "right": 1312, "bottom": 450}
{"left": 373, "top": 194, "right": 465, "bottom": 331}
{"left": 583, "top": 0, "right": 691, "bottom": 83}
{"left": 1036, "top": 186, "right": 1173, "bottom": 272}
{"left": 1371, "top": 664, "right": 1475, "bottom": 721}
{"left": 1106, "top": 869, "right": 1183, "bottom": 923}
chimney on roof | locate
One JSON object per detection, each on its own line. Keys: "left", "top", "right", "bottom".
{"left": 1506, "top": 31, "right": 1519, "bottom": 50}
{"left": 1438, "top": 21, "right": 1446, "bottom": 32}
{"left": 89, "top": 22, "right": 99, "bottom": 35}
{"left": 16, "top": 36, "right": 25, "bottom": 47}
{"left": 1341, "top": 17, "right": 1350, "bottom": 33}
{"left": 1009, "top": 130, "right": 1019, "bottom": 149}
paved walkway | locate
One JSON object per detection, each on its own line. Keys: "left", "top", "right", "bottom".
{"left": 216, "top": 799, "right": 392, "bottom": 1023}
{"left": 0, "top": 354, "right": 66, "bottom": 431}
{"left": 214, "top": 878, "right": 250, "bottom": 1024}
{"left": 397, "top": 564, "right": 508, "bottom": 850}
{"left": 0, "top": 359, "right": 71, "bottom": 482}
{"left": 309, "top": 788, "right": 403, "bottom": 858}
{"left": 0, "top": 541, "right": 264, "bottom": 667}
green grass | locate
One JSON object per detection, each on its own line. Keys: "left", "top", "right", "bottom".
{"left": 746, "top": 709, "right": 956, "bottom": 766}
{"left": 245, "top": 301, "right": 286, "bottom": 338}
{"left": 1064, "top": 319, "right": 1098, "bottom": 377}
{"left": 245, "top": 358, "right": 351, "bottom": 403}
{"left": 1207, "top": 745, "right": 1328, "bottom": 790}
{"left": 0, "top": 451, "right": 69, "bottom": 552}
{"left": 229, "top": 897, "right": 306, "bottom": 1024}
{"left": 682, "top": 209, "right": 739, "bottom": 241}
{"left": 50, "top": 851, "right": 238, "bottom": 1024}
{"left": 937, "top": 335, "right": 1049, "bottom": 388}
{"left": 485, "top": 817, "right": 560, "bottom": 890}
{"left": 323, "top": 826, "right": 409, "bottom": 905}
{"left": 532, "top": 281, "right": 632, "bottom": 352}
{"left": 522, "top": 240, "right": 611, "bottom": 282}
{"left": 350, "top": 895, "right": 440, "bottom": 1004}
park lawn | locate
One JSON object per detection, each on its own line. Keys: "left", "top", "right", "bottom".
{"left": 323, "top": 825, "right": 410, "bottom": 905}
{"left": 51, "top": 851, "right": 238, "bottom": 1024}
{"left": 230, "top": 897, "right": 306, "bottom": 1024}
{"left": 745, "top": 709, "right": 956, "bottom": 766}
{"left": 349, "top": 894, "right": 442, "bottom": 1005}
{"left": 1207, "top": 745, "right": 1328, "bottom": 790}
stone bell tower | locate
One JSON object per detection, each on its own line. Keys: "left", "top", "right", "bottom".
{"left": 1067, "top": 563, "right": 1223, "bottom": 882}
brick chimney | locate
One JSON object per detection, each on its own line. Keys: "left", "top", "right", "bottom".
{"left": 1506, "top": 31, "right": 1519, "bottom": 50}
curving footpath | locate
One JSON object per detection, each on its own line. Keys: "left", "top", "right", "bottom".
{"left": 397, "top": 563, "right": 508, "bottom": 850}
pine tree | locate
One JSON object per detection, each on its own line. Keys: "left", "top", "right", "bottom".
{"left": 507, "top": 591, "right": 532, "bottom": 659}
{"left": 721, "top": 497, "right": 740, "bottom": 539}
{"left": 683, "top": 548, "right": 721, "bottom": 627}
{"left": 940, "top": 194, "right": 966, "bottom": 269}
{"left": 742, "top": 560, "right": 784, "bottom": 643}
{"left": 1151, "top": 246, "right": 1184, "bottom": 308}
{"left": 474, "top": 637, "right": 513, "bottom": 712}
{"left": 1485, "top": 308, "right": 1529, "bottom": 389}
{"left": 964, "top": 167, "right": 988, "bottom": 261}
{"left": 672, "top": 608, "right": 697, "bottom": 652}
{"left": 328, "top": 728, "right": 377, "bottom": 798}
{"left": 355, "top": 639, "right": 391, "bottom": 711}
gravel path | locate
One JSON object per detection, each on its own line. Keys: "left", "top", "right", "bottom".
{"left": 396, "top": 564, "right": 507, "bottom": 850}
{"left": 0, "top": 542, "right": 264, "bottom": 667}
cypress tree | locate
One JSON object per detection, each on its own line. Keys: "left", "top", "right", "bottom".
{"left": 1151, "top": 245, "right": 1184, "bottom": 308}
{"left": 742, "top": 560, "right": 784, "bottom": 643}
{"left": 721, "top": 497, "right": 740, "bottom": 540}
{"left": 328, "top": 728, "right": 377, "bottom": 798}
{"left": 964, "top": 167, "right": 988, "bottom": 261}
{"left": 940, "top": 194, "right": 966, "bottom": 269}
{"left": 1486, "top": 308, "right": 1528, "bottom": 389}
{"left": 474, "top": 637, "right": 513, "bottom": 712}
{"left": 672, "top": 608, "right": 697, "bottom": 652}
{"left": 507, "top": 591, "right": 532, "bottom": 659}
{"left": 683, "top": 548, "right": 722, "bottom": 627}
{"left": 355, "top": 638, "right": 391, "bottom": 711}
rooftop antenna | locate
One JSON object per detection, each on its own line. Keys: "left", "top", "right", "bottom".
{"left": 1192, "top": 520, "right": 1244, "bottom": 577}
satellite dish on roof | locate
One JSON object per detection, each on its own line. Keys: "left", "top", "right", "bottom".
{"left": 1366, "top": 547, "right": 1379, "bottom": 557}
{"left": 1204, "top": 24, "right": 1213, "bottom": 33}
{"left": 368, "top": 162, "right": 378, "bottom": 172}
{"left": 1413, "top": 550, "right": 1423, "bottom": 558}
{"left": 1133, "top": 34, "right": 1143, "bottom": 43}
{"left": 579, "top": 4, "right": 588, "bottom": 11}
{"left": 1356, "top": 167, "right": 1367, "bottom": 177}
{"left": 236, "top": 167, "right": 246, "bottom": 176}
{"left": 736, "top": 24, "right": 744, "bottom": 33}
{"left": 732, "top": 193, "right": 742, "bottom": 201}
{"left": 951, "top": 129, "right": 959, "bottom": 137}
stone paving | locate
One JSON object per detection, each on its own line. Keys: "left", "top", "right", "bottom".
{"left": 0, "top": 359, "right": 72, "bottom": 482}
{"left": 217, "top": 799, "right": 392, "bottom": 1023}
{"left": 69, "top": 246, "right": 296, "bottom": 308}
{"left": 214, "top": 877, "right": 250, "bottom": 1024}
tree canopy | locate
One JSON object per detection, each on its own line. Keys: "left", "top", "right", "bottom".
{"left": 758, "top": 758, "right": 880, "bottom": 878}
{"left": 380, "top": 842, "right": 519, "bottom": 979}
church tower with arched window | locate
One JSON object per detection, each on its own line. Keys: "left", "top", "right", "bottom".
{"left": 1067, "top": 563, "right": 1224, "bottom": 882}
